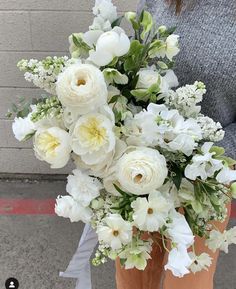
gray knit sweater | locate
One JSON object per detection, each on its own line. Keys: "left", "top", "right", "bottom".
{"left": 138, "top": 0, "right": 236, "bottom": 159}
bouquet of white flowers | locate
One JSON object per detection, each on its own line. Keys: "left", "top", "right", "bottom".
{"left": 9, "top": 0, "right": 236, "bottom": 284}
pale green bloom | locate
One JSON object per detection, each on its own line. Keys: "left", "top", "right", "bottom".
{"left": 103, "top": 68, "right": 128, "bottom": 85}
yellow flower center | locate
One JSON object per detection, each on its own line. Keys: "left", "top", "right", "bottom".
{"left": 77, "top": 79, "right": 86, "bottom": 86}
{"left": 79, "top": 117, "right": 107, "bottom": 149}
{"left": 37, "top": 132, "right": 60, "bottom": 156}
{"left": 134, "top": 174, "right": 143, "bottom": 183}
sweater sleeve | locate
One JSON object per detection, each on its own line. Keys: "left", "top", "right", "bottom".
{"left": 217, "top": 123, "right": 236, "bottom": 160}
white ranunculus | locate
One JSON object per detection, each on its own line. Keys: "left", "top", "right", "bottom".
{"left": 66, "top": 169, "right": 102, "bottom": 206}
{"left": 97, "top": 214, "right": 132, "bottom": 250}
{"left": 34, "top": 127, "right": 71, "bottom": 168}
{"left": 89, "top": 27, "right": 130, "bottom": 66}
{"left": 71, "top": 112, "right": 116, "bottom": 166}
{"left": 216, "top": 167, "right": 236, "bottom": 184}
{"left": 165, "top": 244, "right": 192, "bottom": 277}
{"left": 189, "top": 252, "right": 212, "bottom": 274}
{"left": 131, "top": 190, "right": 173, "bottom": 232}
{"left": 167, "top": 210, "right": 194, "bottom": 247}
{"left": 56, "top": 63, "right": 108, "bottom": 114}
{"left": 92, "top": 0, "right": 117, "bottom": 24}
{"left": 55, "top": 195, "right": 92, "bottom": 223}
{"left": 116, "top": 147, "right": 168, "bottom": 195}
{"left": 12, "top": 114, "right": 35, "bottom": 141}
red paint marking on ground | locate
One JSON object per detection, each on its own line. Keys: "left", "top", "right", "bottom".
{"left": 0, "top": 199, "right": 55, "bottom": 215}
{"left": 0, "top": 199, "right": 235, "bottom": 218}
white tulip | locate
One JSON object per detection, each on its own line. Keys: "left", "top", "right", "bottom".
{"left": 56, "top": 63, "right": 108, "bottom": 114}
{"left": 116, "top": 147, "right": 168, "bottom": 195}
{"left": 66, "top": 169, "right": 102, "bottom": 206}
{"left": 89, "top": 27, "right": 130, "bottom": 66}
{"left": 55, "top": 195, "right": 92, "bottom": 223}
{"left": 71, "top": 112, "right": 116, "bottom": 166}
{"left": 165, "top": 244, "right": 192, "bottom": 277}
{"left": 12, "top": 114, "right": 35, "bottom": 141}
{"left": 97, "top": 214, "right": 132, "bottom": 250}
{"left": 34, "top": 127, "right": 71, "bottom": 168}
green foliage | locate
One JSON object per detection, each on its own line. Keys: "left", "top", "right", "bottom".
{"left": 124, "top": 40, "right": 145, "bottom": 72}
{"left": 111, "top": 16, "right": 124, "bottom": 28}
{"left": 140, "top": 11, "right": 154, "bottom": 40}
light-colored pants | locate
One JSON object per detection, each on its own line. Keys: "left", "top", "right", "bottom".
{"left": 116, "top": 204, "right": 231, "bottom": 289}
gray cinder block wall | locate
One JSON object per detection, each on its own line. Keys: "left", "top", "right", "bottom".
{"left": 0, "top": 0, "right": 138, "bottom": 176}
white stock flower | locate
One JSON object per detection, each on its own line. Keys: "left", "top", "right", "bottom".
{"left": 71, "top": 112, "right": 116, "bottom": 166}
{"left": 89, "top": 27, "right": 130, "bottom": 66}
{"left": 197, "top": 115, "right": 225, "bottom": 142}
{"left": 56, "top": 63, "right": 108, "bottom": 114}
{"left": 165, "top": 244, "right": 192, "bottom": 277}
{"left": 90, "top": 15, "right": 112, "bottom": 32}
{"left": 34, "top": 127, "right": 71, "bottom": 168}
{"left": 66, "top": 169, "right": 102, "bottom": 206}
{"left": 185, "top": 142, "right": 224, "bottom": 180}
{"left": 206, "top": 227, "right": 236, "bottom": 253}
{"left": 55, "top": 195, "right": 92, "bottom": 223}
{"left": 119, "top": 238, "right": 153, "bottom": 270}
{"left": 167, "top": 210, "right": 194, "bottom": 247}
{"left": 189, "top": 252, "right": 212, "bottom": 274}
{"left": 131, "top": 190, "right": 172, "bottom": 231}
{"left": 117, "top": 147, "right": 168, "bottom": 195}
{"left": 97, "top": 214, "right": 132, "bottom": 250}
{"left": 12, "top": 114, "right": 35, "bottom": 141}
{"left": 92, "top": 0, "right": 117, "bottom": 24}
{"left": 216, "top": 166, "right": 236, "bottom": 184}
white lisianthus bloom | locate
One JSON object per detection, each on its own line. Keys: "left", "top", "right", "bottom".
{"left": 116, "top": 147, "right": 168, "bottom": 195}
{"left": 34, "top": 127, "right": 71, "bottom": 168}
{"left": 206, "top": 227, "right": 236, "bottom": 253}
{"left": 89, "top": 27, "right": 130, "bottom": 67}
{"left": 71, "top": 112, "right": 116, "bottom": 166}
{"left": 216, "top": 166, "right": 236, "bottom": 184}
{"left": 12, "top": 114, "right": 35, "bottom": 141}
{"left": 131, "top": 190, "right": 173, "bottom": 231}
{"left": 119, "top": 238, "right": 153, "bottom": 270}
{"left": 166, "top": 210, "right": 194, "bottom": 247}
{"left": 97, "top": 214, "right": 132, "bottom": 250}
{"left": 66, "top": 169, "right": 102, "bottom": 206}
{"left": 189, "top": 252, "right": 212, "bottom": 274}
{"left": 157, "top": 34, "right": 180, "bottom": 61}
{"left": 185, "top": 142, "right": 224, "bottom": 180}
{"left": 92, "top": 0, "right": 117, "bottom": 24}
{"left": 56, "top": 63, "right": 108, "bottom": 114}
{"left": 165, "top": 244, "right": 192, "bottom": 277}
{"left": 136, "top": 68, "right": 178, "bottom": 93}
{"left": 55, "top": 195, "right": 92, "bottom": 223}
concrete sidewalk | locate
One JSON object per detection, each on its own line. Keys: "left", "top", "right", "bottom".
{"left": 0, "top": 179, "right": 235, "bottom": 289}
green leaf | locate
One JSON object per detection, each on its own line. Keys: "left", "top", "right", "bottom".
{"left": 23, "top": 132, "right": 36, "bottom": 141}
{"left": 159, "top": 26, "right": 177, "bottom": 38}
{"left": 113, "top": 184, "right": 128, "bottom": 196}
{"left": 157, "top": 61, "right": 168, "bottom": 70}
{"left": 120, "top": 258, "right": 126, "bottom": 266}
{"left": 130, "top": 89, "right": 149, "bottom": 101}
{"left": 171, "top": 164, "right": 183, "bottom": 190}
{"left": 111, "top": 16, "right": 124, "bottom": 28}
{"left": 218, "top": 156, "right": 236, "bottom": 166}
{"left": 109, "top": 94, "right": 120, "bottom": 104}
{"left": 210, "top": 146, "right": 225, "bottom": 156}
{"left": 124, "top": 40, "right": 144, "bottom": 72}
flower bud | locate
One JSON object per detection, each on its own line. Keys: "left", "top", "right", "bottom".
{"left": 230, "top": 182, "right": 236, "bottom": 198}
{"left": 158, "top": 25, "right": 167, "bottom": 34}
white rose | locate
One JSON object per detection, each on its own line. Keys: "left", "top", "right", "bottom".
{"left": 56, "top": 63, "right": 108, "bottom": 114}
{"left": 34, "top": 127, "right": 71, "bottom": 168}
{"left": 55, "top": 195, "right": 92, "bottom": 223}
{"left": 116, "top": 147, "right": 168, "bottom": 195}
{"left": 12, "top": 114, "right": 35, "bottom": 141}
{"left": 66, "top": 169, "right": 102, "bottom": 206}
{"left": 89, "top": 27, "right": 130, "bottom": 66}
{"left": 71, "top": 112, "right": 116, "bottom": 166}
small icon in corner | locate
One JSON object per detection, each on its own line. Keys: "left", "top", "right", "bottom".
{"left": 5, "top": 278, "right": 19, "bottom": 289}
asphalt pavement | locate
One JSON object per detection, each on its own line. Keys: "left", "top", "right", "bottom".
{"left": 0, "top": 179, "right": 235, "bottom": 289}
